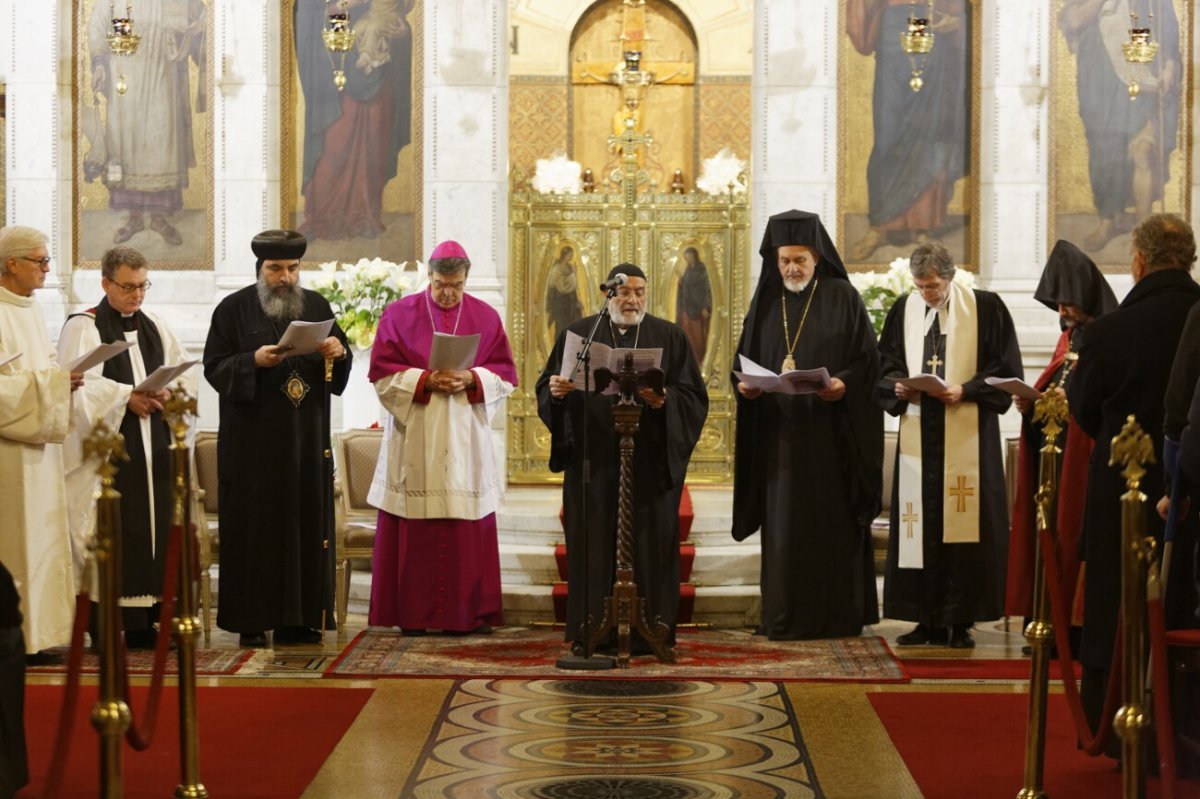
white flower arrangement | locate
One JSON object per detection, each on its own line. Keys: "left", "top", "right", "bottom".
{"left": 696, "top": 147, "right": 747, "bottom": 196}
{"left": 530, "top": 153, "right": 583, "bottom": 195}
{"left": 849, "top": 257, "right": 976, "bottom": 335}
{"left": 310, "top": 258, "right": 420, "bottom": 349}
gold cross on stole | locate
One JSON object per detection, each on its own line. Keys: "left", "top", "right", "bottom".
{"left": 901, "top": 502, "right": 919, "bottom": 538}
{"left": 949, "top": 475, "right": 974, "bottom": 513}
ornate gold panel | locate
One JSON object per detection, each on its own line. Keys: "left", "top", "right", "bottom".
{"left": 507, "top": 187, "right": 749, "bottom": 485}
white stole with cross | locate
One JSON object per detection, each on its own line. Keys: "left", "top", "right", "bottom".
{"left": 897, "top": 282, "right": 981, "bottom": 569}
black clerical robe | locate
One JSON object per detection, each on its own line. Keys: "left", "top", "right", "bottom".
{"left": 877, "top": 289, "right": 1022, "bottom": 627}
{"left": 72, "top": 300, "right": 173, "bottom": 625}
{"left": 203, "top": 286, "right": 351, "bottom": 634}
{"left": 1068, "top": 269, "right": 1200, "bottom": 684}
{"left": 732, "top": 278, "right": 882, "bottom": 639}
{"left": 536, "top": 313, "right": 708, "bottom": 647}
{"left": 0, "top": 560, "right": 26, "bottom": 797}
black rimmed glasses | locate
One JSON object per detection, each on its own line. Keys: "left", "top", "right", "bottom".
{"left": 19, "top": 256, "right": 52, "bottom": 267}
{"left": 113, "top": 281, "right": 152, "bottom": 294}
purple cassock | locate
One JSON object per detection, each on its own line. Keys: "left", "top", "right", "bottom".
{"left": 366, "top": 286, "right": 517, "bottom": 633}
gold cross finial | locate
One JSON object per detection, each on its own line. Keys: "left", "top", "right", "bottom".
{"left": 1109, "top": 414, "right": 1155, "bottom": 490}
{"left": 83, "top": 421, "right": 128, "bottom": 488}
{"left": 1033, "top": 388, "right": 1069, "bottom": 450}
{"left": 162, "top": 382, "right": 197, "bottom": 446}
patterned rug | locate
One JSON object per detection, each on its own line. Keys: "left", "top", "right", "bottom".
{"left": 325, "top": 627, "right": 907, "bottom": 682}
{"left": 402, "top": 679, "right": 824, "bottom": 798}
{"left": 26, "top": 647, "right": 252, "bottom": 676}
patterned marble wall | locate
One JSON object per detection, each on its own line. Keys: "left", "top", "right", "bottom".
{"left": 509, "top": 79, "right": 568, "bottom": 183}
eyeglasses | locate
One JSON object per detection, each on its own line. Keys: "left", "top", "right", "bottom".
{"left": 19, "top": 256, "right": 51, "bottom": 267}
{"left": 113, "top": 281, "right": 152, "bottom": 294}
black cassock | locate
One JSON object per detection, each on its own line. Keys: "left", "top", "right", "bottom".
{"left": 1068, "top": 269, "right": 1200, "bottom": 703}
{"left": 536, "top": 313, "right": 707, "bottom": 647}
{"left": 876, "top": 290, "right": 1021, "bottom": 627}
{"left": 203, "top": 286, "right": 351, "bottom": 634}
{"left": 732, "top": 278, "right": 882, "bottom": 639}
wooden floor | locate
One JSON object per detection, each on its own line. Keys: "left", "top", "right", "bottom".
{"left": 28, "top": 615, "right": 1037, "bottom": 798}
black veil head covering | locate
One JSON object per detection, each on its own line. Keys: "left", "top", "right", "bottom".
{"left": 1034, "top": 240, "right": 1118, "bottom": 322}
{"left": 251, "top": 229, "right": 307, "bottom": 273}
{"left": 755, "top": 210, "right": 849, "bottom": 293}
{"left": 607, "top": 262, "right": 647, "bottom": 283}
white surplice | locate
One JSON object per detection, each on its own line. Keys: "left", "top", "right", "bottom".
{"left": 0, "top": 286, "right": 76, "bottom": 653}
{"left": 369, "top": 367, "right": 514, "bottom": 520}
{"left": 58, "top": 310, "right": 193, "bottom": 595}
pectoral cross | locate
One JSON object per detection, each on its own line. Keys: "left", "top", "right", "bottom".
{"left": 949, "top": 475, "right": 974, "bottom": 513}
{"left": 926, "top": 353, "right": 943, "bottom": 372}
{"left": 901, "top": 502, "right": 919, "bottom": 539}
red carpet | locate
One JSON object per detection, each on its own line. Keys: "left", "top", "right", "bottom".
{"left": 901, "top": 657, "right": 1079, "bottom": 681}
{"left": 869, "top": 691, "right": 1200, "bottom": 799}
{"left": 21, "top": 684, "right": 373, "bottom": 798}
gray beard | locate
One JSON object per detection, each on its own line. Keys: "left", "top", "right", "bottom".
{"left": 783, "top": 277, "right": 811, "bottom": 293}
{"left": 257, "top": 277, "right": 306, "bottom": 322}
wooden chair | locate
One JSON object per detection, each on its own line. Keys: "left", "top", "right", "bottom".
{"left": 192, "top": 430, "right": 220, "bottom": 645}
{"left": 332, "top": 428, "right": 384, "bottom": 630}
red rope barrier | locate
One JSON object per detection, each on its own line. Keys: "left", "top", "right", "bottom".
{"left": 121, "top": 520, "right": 185, "bottom": 751}
{"left": 1148, "top": 593, "right": 1179, "bottom": 799}
{"left": 1038, "top": 528, "right": 1123, "bottom": 756}
{"left": 40, "top": 593, "right": 93, "bottom": 799}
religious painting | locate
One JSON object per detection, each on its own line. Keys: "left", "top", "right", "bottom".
{"left": 0, "top": 84, "right": 6, "bottom": 227}
{"left": 73, "top": 0, "right": 212, "bottom": 269}
{"left": 666, "top": 241, "right": 715, "bottom": 371}
{"left": 838, "top": 0, "right": 978, "bottom": 270}
{"left": 282, "top": 0, "right": 423, "bottom": 265}
{"left": 540, "top": 239, "right": 592, "bottom": 354}
{"left": 1051, "top": 0, "right": 1191, "bottom": 269}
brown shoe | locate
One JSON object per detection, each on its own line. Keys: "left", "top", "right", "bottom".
{"left": 150, "top": 214, "right": 183, "bottom": 246}
{"left": 113, "top": 213, "right": 144, "bottom": 244}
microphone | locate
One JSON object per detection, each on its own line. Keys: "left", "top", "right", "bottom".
{"left": 599, "top": 273, "right": 628, "bottom": 292}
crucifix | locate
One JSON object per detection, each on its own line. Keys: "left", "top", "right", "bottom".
{"left": 901, "top": 501, "right": 919, "bottom": 539}
{"left": 926, "top": 352, "right": 943, "bottom": 372}
{"left": 949, "top": 475, "right": 975, "bottom": 513}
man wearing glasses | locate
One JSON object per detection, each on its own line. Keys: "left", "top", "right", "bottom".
{"left": 0, "top": 225, "right": 80, "bottom": 669}
{"left": 877, "top": 243, "right": 1022, "bottom": 649}
{"left": 59, "top": 246, "right": 193, "bottom": 651}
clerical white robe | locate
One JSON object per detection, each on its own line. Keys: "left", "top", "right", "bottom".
{"left": 58, "top": 311, "right": 193, "bottom": 591}
{"left": 0, "top": 286, "right": 75, "bottom": 653}
{"left": 368, "top": 367, "right": 514, "bottom": 519}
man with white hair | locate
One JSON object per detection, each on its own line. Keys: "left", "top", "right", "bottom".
{"left": 537, "top": 263, "right": 708, "bottom": 656}
{"left": 0, "top": 226, "right": 81, "bottom": 665}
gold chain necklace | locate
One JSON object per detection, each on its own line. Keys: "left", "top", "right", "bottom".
{"left": 780, "top": 278, "right": 818, "bottom": 372}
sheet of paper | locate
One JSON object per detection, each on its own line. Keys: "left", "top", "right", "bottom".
{"left": 560, "top": 331, "right": 613, "bottom": 383}
{"left": 65, "top": 340, "right": 135, "bottom": 372}
{"left": 735, "top": 355, "right": 831, "bottom": 395}
{"left": 0, "top": 351, "right": 20, "bottom": 370}
{"left": 134, "top": 360, "right": 200, "bottom": 393}
{"left": 276, "top": 319, "right": 334, "bottom": 356}
{"left": 897, "top": 373, "right": 949, "bottom": 393}
{"left": 428, "top": 332, "right": 480, "bottom": 371}
{"left": 984, "top": 376, "right": 1043, "bottom": 401}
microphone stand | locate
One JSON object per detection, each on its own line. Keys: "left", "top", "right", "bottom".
{"left": 555, "top": 285, "right": 618, "bottom": 670}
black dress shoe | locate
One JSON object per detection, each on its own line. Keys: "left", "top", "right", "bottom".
{"left": 401, "top": 628, "right": 427, "bottom": 637}
{"left": 443, "top": 624, "right": 493, "bottom": 636}
{"left": 895, "top": 623, "right": 948, "bottom": 646}
{"left": 238, "top": 632, "right": 267, "bottom": 648}
{"left": 274, "top": 626, "right": 323, "bottom": 645}
{"left": 949, "top": 626, "right": 976, "bottom": 649}
{"left": 25, "top": 650, "right": 66, "bottom": 666}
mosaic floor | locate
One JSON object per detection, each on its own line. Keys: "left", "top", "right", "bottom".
{"left": 402, "top": 679, "right": 821, "bottom": 799}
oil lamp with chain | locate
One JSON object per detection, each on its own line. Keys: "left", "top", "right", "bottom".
{"left": 106, "top": 2, "right": 141, "bottom": 97}
{"left": 898, "top": 1, "right": 935, "bottom": 92}
{"left": 1121, "top": 11, "right": 1159, "bottom": 100}
{"left": 322, "top": 0, "right": 357, "bottom": 92}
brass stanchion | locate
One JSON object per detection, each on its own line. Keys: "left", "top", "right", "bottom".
{"left": 85, "top": 423, "right": 132, "bottom": 799}
{"left": 1017, "top": 389, "right": 1069, "bottom": 799}
{"left": 163, "top": 386, "right": 207, "bottom": 799}
{"left": 1109, "top": 415, "right": 1155, "bottom": 799}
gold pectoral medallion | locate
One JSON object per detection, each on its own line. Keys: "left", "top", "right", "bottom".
{"left": 282, "top": 371, "right": 310, "bottom": 408}
{"left": 781, "top": 355, "right": 796, "bottom": 372}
